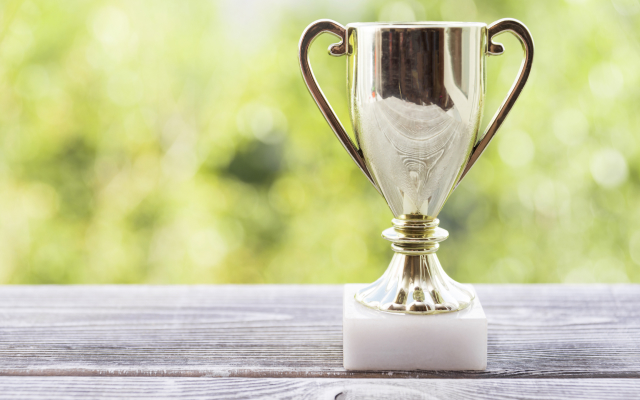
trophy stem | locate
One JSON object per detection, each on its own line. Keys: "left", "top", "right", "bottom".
{"left": 355, "top": 218, "right": 475, "bottom": 314}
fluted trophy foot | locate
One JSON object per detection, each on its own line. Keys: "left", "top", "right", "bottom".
{"left": 355, "top": 217, "right": 474, "bottom": 314}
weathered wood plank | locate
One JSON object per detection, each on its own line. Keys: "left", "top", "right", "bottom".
{"left": 0, "top": 377, "right": 639, "bottom": 399}
{"left": 0, "top": 285, "right": 638, "bottom": 378}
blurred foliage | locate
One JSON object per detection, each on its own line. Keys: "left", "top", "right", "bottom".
{"left": 0, "top": 0, "right": 639, "bottom": 284}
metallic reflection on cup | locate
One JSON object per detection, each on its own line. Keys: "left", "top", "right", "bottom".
{"left": 299, "top": 19, "right": 534, "bottom": 314}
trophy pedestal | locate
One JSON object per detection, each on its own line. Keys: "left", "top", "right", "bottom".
{"left": 343, "top": 284, "right": 487, "bottom": 371}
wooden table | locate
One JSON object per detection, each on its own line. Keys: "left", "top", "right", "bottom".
{"left": 0, "top": 285, "right": 639, "bottom": 399}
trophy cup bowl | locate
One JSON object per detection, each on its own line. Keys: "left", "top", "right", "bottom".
{"left": 299, "top": 20, "right": 533, "bottom": 314}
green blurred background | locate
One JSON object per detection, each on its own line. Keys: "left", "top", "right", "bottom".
{"left": 0, "top": 0, "right": 638, "bottom": 284}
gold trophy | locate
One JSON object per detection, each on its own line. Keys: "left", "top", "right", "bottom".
{"left": 299, "top": 19, "right": 533, "bottom": 314}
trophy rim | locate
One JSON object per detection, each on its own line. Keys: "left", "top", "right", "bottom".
{"left": 347, "top": 21, "right": 487, "bottom": 28}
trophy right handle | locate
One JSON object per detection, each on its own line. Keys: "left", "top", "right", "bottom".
{"left": 456, "top": 18, "right": 535, "bottom": 187}
{"left": 298, "top": 20, "right": 380, "bottom": 193}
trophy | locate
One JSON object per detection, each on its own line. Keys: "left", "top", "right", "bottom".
{"left": 299, "top": 20, "right": 533, "bottom": 314}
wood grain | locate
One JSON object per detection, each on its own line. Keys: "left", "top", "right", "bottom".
{"left": 0, "top": 285, "right": 638, "bottom": 378}
{"left": 0, "top": 378, "right": 638, "bottom": 399}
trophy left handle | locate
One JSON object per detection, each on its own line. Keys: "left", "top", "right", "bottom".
{"left": 456, "top": 18, "right": 534, "bottom": 187}
{"left": 298, "top": 19, "right": 380, "bottom": 193}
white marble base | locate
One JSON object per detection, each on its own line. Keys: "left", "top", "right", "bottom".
{"left": 343, "top": 284, "right": 487, "bottom": 371}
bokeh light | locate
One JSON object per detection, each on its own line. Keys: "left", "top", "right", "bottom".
{"left": 0, "top": 0, "right": 638, "bottom": 284}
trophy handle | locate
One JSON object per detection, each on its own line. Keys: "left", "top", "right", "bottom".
{"left": 456, "top": 18, "right": 535, "bottom": 187}
{"left": 298, "top": 20, "right": 380, "bottom": 193}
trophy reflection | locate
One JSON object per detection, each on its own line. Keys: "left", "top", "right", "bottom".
{"left": 299, "top": 20, "right": 534, "bottom": 313}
